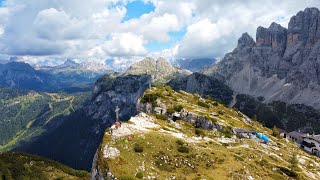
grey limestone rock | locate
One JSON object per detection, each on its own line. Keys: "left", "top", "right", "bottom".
{"left": 203, "top": 7, "right": 320, "bottom": 109}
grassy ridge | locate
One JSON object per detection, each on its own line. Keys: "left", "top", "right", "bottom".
{"left": 97, "top": 87, "right": 320, "bottom": 179}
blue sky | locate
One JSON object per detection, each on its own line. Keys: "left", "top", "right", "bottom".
{"left": 123, "top": 0, "right": 155, "bottom": 21}
{"left": 146, "top": 28, "right": 187, "bottom": 52}
{"left": 124, "top": 0, "right": 186, "bottom": 52}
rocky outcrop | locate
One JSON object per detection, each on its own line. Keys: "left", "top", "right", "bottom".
{"left": 168, "top": 72, "right": 234, "bottom": 105}
{"left": 124, "top": 57, "right": 191, "bottom": 83}
{"left": 91, "top": 150, "right": 116, "bottom": 180}
{"left": 204, "top": 7, "right": 320, "bottom": 109}
{"left": 137, "top": 100, "right": 224, "bottom": 131}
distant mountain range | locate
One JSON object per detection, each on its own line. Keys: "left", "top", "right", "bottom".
{"left": 0, "top": 59, "right": 112, "bottom": 92}
{"left": 175, "top": 58, "right": 216, "bottom": 72}
{"left": 0, "top": 62, "right": 61, "bottom": 91}
{"left": 35, "top": 59, "right": 111, "bottom": 76}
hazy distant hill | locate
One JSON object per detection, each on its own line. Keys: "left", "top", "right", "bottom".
{"left": 175, "top": 58, "right": 216, "bottom": 72}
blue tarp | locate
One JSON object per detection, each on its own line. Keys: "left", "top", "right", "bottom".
{"left": 256, "top": 132, "right": 269, "bottom": 143}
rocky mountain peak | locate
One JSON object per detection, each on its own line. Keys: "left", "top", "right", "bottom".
{"left": 269, "top": 22, "right": 285, "bottom": 30}
{"left": 156, "top": 57, "right": 168, "bottom": 64}
{"left": 256, "top": 22, "right": 287, "bottom": 51}
{"left": 125, "top": 57, "right": 191, "bottom": 83}
{"left": 142, "top": 57, "right": 157, "bottom": 65}
{"left": 63, "top": 59, "right": 79, "bottom": 67}
{"left": 287, "top": 7, "right": 320, "bottom": 47}
{"left": 205, "top": 7, "right": 320, "bottom": 109}
{"left": 237, "top": 32, "right": 255, "bottom": 49}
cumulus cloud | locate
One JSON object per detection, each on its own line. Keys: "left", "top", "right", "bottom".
{"left": 0, "top": 0, "right": 319, "bottom": 68}
{"left": 0, "top": 0, "right": 127, "bottom": 57}
{"left": 104, "top": 32, "right": 147, "bottom": 56}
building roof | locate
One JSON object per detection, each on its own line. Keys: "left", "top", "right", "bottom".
{"left": 304, "top": 135, "right": 320, "bottom": 143}
{"left": 301, "top": 141, "right": 316, "bottom": 148}
{"left": 288, "top": 131, "right": 305, "bottom": 139}
{"left": 234, "top": 128, "right": 256, "bottom": 134}
{"left": 276, "top": 128, "right": 286, "bottom": 133}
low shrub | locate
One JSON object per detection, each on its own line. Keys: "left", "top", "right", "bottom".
{"left": 218, "top": 110, "right": 224, "bottom": 115}
{"left": 195, "top": 128, "right": 205, "bottom": 137}
{"left": 205, "top": 115, "right": 217, "bottom": 123}
{"left": 167, "top": 108, "right": 175, "bottom": 115}
{"left": 176, "top": 140, "right": 189, "bottom": 153}
{"left": 154, "top": 114, "right": 167, "bottom": 120}
{"left": 272, "top": 126, "right": 280, "bottom": 138}
{"left": 205, "top": 95, "right": 213, "bottom": 101}
{"left": 212, "top": 101, "right": 219, "bottom": 106}
{"left": 164, "top": 86, "right": 173, "bottom": 92}
{"left": 177, "top": 146, "right": 189, "bottom": 153}
{"left": 278, "top": 167, "right": 298, "bottom": 177}
{"left": 134, "top": 144, "right": 144, "bottom": 153}
{"left": 135, "top": 172, "right": 143, "bottom": 179}
{"left": 197, "top": 101, "right": 210, "bottom": 108}
{"left": 221, "top": 126, "right": 233, "bottom": 138}
{"left": 174, "top": 104, "right": 183, "bottom": 112}
{"left": 175, "top": 140, "right": 184, "bottom": 146}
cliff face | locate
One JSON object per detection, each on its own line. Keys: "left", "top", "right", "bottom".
{"left": 87, "top": 73, "right": 152, "bottom": 123}
{"left": 168, "top": 72, "right": 234, "bottom": 105}
{"left": 204, "top": 8, "right": 320, "bottom": 109}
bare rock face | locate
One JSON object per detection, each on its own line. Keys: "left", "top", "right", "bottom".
{"left": 204, "top": 7, "right": 320, "bottom": 109}
{"left": 87, "top": 73, "right": 152, "bottom": 124}
{"left": 168, "top": 73, "right": 234, "bottom": 105}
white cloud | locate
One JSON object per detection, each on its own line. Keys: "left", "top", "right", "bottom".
{"left": 177, "top": 18, "right": 235, "bottom": 58}
{"left": 104, "top": 32, "right": 147, "bottom": 57}
{"left": 172, "top": 0, "right": 320, "bottom": 59}
{"left": 0, "top": 0, "right": 127, "bottom": 57}
{"left": 120, "top": 12, "right": 181, "bottom": 42}
{"left": 0, "top": 0, "right": 319, "bottom": 69}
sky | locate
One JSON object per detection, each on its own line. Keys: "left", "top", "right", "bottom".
{"left": 0, "top": 0, "right": 319, "bottom": 69}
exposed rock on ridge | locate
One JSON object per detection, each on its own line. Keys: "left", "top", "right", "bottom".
{"left": 168, "top": 73, "right": 234, "bottom": 105}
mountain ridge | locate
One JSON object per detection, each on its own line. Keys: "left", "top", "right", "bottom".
{"left": 203, "top": 7, "right": 320, "bottom": 109}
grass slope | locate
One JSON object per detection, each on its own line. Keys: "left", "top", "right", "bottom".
{"left": 97, "top": 87, "right": 320, "bottom": 179}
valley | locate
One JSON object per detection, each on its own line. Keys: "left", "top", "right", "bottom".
{"left": 0, "top": 87, "right": 90, "bottom": 151}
